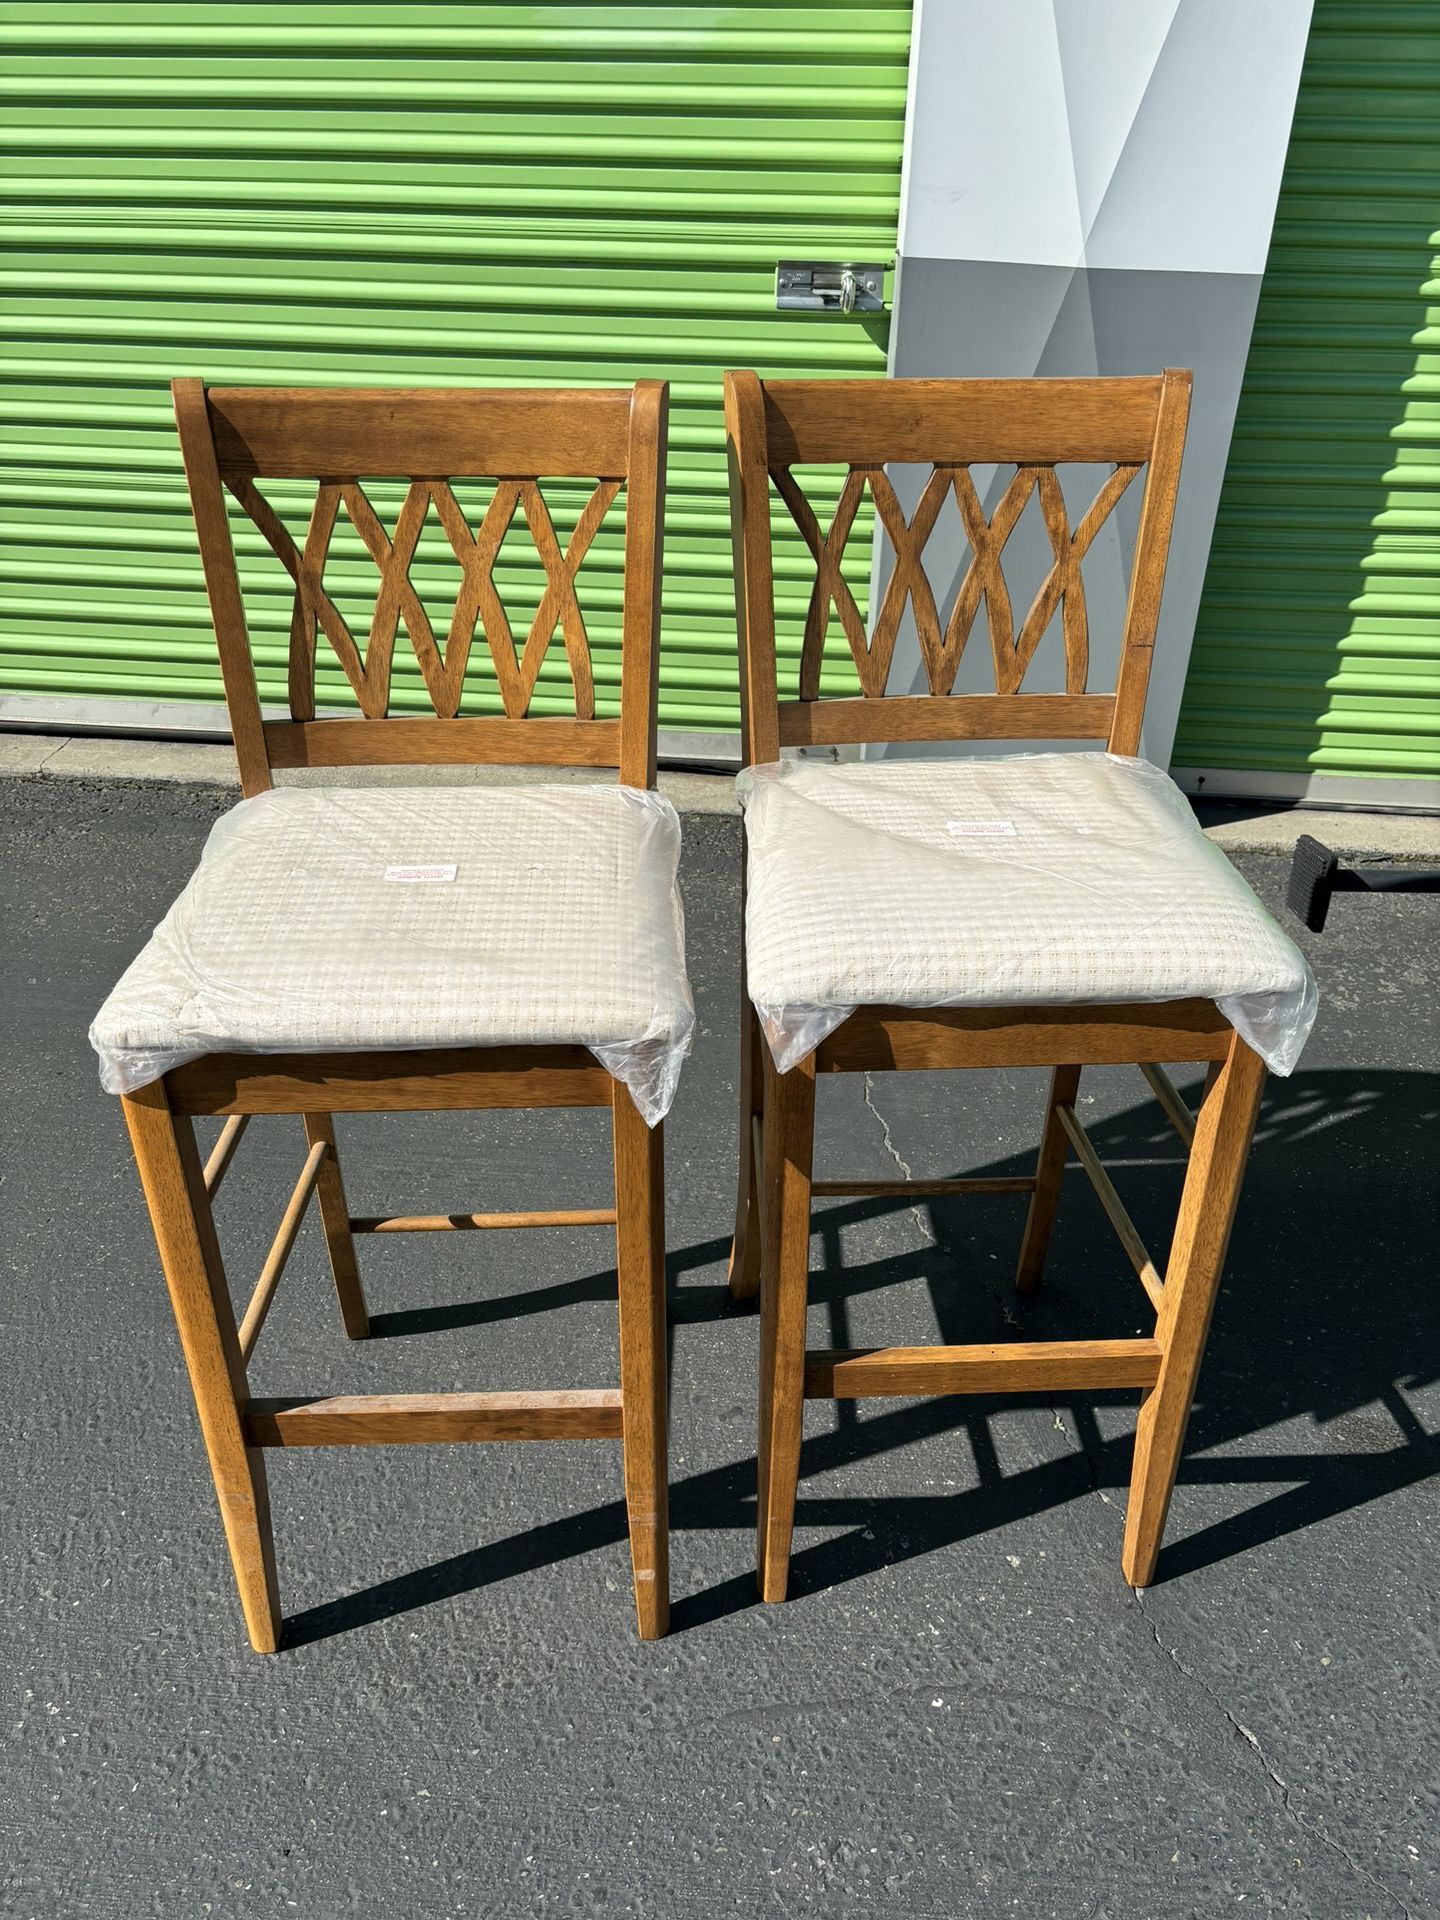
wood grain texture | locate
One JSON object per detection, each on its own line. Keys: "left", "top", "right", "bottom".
{"left": 945, "top": 465, "right": 1033, "bottom": 691}
{"left": 201, "top": 1113, "right": 249, "bottom": 1199}
{"left": 741, "top": 1000, "right": 1259, "bottom": 1599}
{"left": 511, "top": 480, "right": 619, "bottom": 721}
{"left": 430, "top": 478, "right": 520, "bottom": 714}
{"left": 1007, "top": 463, "right": 1139, "bottom": 696}
{"left": 1056, "top": 1105, "right": 1165, "bottom": 1313}
{"left": 814, "top": 1003, "right": 1233, "bottom": 1074}
{"left": 1123, "top": 1032, "right": 1266, "bottom": 1586}
{"left": 1109, "top": 368, "right": 1193, "bottom": 754}
{"left": 301, "top": 1112, "right": 369, "bottom": 1340}
{"left": 619, "top": 380, "right": 668, "bottom": 788}
{"left": 727, "top": 365, "right": 1228, "bottom": 1608}
{"left": 132, "top": 378, "right": 674, "bottom": 1642}
{"left": 343, "top": 479, "right": 437, "bottom": 715}
{"left": 722, "top": 399, "right": 769, "bottom": 1301}
{"left": 304, "top": 474, "right": 624, "bottom": 726}
{"left": 724, "top": 370, "right": 781, "bottom": 765}
{"left": 612, "top": 1081, "right": 669, "bottom": 1639}
{"left": 165, "top": 1047, "right": 613, "bottom": 1116}
{"left": 1139, "top": 1062, "right": 1198, "bottom": 1149}
{"left": 205, "top": 386, "right": 633, "bottom": 479}
{"left": 286, "top": 482, "right": 339, "bottom": 719}
{"left": 726, "top": 369, "right": 1189, "bottom": 761}
{"left": 772, "top": 454, "right": 1142, "bottom": 709}
{"left": 774, "top": 464, "right": 872, "bottom": 697}
{"left": 805, "top": 1339, "right": 1163, "bottom": 1399}
{"left": 230, "top": 477, "right": 391, "bottom": 719}
{"left": 727, "top": 998, "right": 765, "bottom": 1303}
{"left": 175, "top": 379, "right": 666, "bottom": 781}
{"left": 758, "top": 376, "right": 1165, "bottom": 467}
{"left": 867, "top": 465, "right": 948, "bottom": 693}
{"left": 350, "top": 1208, "right": 617, "bottom": 1232}
{"left": 171, "top": 378, "right": 272, "bottom": 795}
{"left": 236, "top": 1139, "right": 329, "bottom": 1362}
{"left": 1014, "top": 1064, "right": 1081, "bottom": 1294}
{"left": 121, "top": 1081, "right": 282, "bottom": 1652}
{"left": 262, "top": 713, "right": 623, "bottom": 769}
{"left": 756, "top": 1050, "right": 815, "bottom": 1604}
{"left": 246, "top": 1390, "right": 623, "bottom": 1446}
{"left": 130, "top": 1059, "right": 670, "bottom": 1641}
{"left": 241, "top": 465, "right": 625, "bottom": 729}
{"left": 777, "top": 693, "right": 1116, "bottom": 749}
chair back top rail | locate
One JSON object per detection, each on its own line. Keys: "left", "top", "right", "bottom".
{"left": 204, "top": 386, "right": 634, "bottom": 481}
{"left": 724, "top": 369, "right": 1192, "bottom": 764}
{"left": 172, "top": 379, "right": 667, "bottom": 795}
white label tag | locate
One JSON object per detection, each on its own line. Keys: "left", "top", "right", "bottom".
{"left": 383, "top": 863, "right": 457, "bottom": 883}
{"left": 946, "top": 819, "right": 1017, "bottom": 838}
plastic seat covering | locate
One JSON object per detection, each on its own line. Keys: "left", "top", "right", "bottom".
{"left": 739, "top": 752, "right": 1316, "bottom": 1075}
{"left": 90, "top": 784, "right": 695, "bottom": 1125}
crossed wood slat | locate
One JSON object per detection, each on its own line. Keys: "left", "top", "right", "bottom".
{"left": 779, "top": 460, "right": 1141, "bottom": 701}
{"left": 230, "top": 476, "right": 621, "bottom": 720}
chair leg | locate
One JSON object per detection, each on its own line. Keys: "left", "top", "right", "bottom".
{"left": 1123, "top": 1034, "right": 1267, "bottom": 1587}
{"left": 756, "top": 1048, "right": 815, "bottom": 1602}
{"left": 1015, "top": 1063, "right": 1082, "bottom": 1294}
{"left": 121, "top": 1081, "right": 282, "bottom": 1653}
{"left": 301, "top": 1112, "right": 370, "bottom": 1339}
{"left": 612, "top": 1083, "right": 670, "bottom": 1640}
{"left": 728, "top": 998, "right": 765, "bottom": 1301}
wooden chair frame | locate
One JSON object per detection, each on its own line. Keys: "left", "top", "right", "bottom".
{"left": 724, "top": 368, "right": 1269, "bottom": 1597}
{"left": 120, "top": 380, "right": 672, "bottom": 1650}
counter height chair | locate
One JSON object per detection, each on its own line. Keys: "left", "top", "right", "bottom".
{"left": 91, "top": 380, "right": 689, "bottom": 1648}
{"left": 723, "top": 369, "right": 1315, "bottom": 1602}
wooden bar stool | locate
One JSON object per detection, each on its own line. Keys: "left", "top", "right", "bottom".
{"left": 723, "top": 369, "right": 1316, "bottom": 1600}
{"left": 91, "top": 381, "right": 690, "bottom": 1648}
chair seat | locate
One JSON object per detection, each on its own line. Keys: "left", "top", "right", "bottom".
{"left": 90, "top": 783, "right": 694, "bottom": 1123}
{"left": 739, "top": 752, "right": 1316, "bottom": 1075}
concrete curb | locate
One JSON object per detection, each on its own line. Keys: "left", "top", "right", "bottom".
{"left": 5, "top": 729, "right": 1439, "bottom": 855}
{"left": 1191, "top": 802, "right": 1440, "bottom": 860}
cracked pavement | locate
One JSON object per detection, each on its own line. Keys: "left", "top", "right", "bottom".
{"left": 3, "top": 777, "right": 1436, "bottom": 1917}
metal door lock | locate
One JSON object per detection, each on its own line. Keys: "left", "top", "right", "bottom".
{"left": 776, "top": 260, "right": 886, "bottom": 314}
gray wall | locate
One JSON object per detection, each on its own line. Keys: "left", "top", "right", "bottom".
{"left": 876, "top": 0, "right": 1314, "bottom": 767}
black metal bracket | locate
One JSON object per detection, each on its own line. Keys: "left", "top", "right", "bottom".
{"left": 1286, "top": 833, "right": 1440, "bottom": 931}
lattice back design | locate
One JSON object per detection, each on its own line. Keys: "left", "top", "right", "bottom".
{"left": 775, "top": 459, "right": 1140, "bottom": 702}
{"left": 228, "top": 472, "right": 623, "bottom": 722}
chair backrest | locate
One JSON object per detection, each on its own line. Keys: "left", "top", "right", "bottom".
{"left": 173, "top": 380, "right": 668, "bottom": 796}
{"left": 723, "top": 369, "right": 1191, "bottom": 764}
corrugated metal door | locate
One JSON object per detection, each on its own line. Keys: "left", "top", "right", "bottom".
{"left": 1173, "top": 0, "right": 1440, "bottom": 804}
{"left": 0, "top": 3, "right": 911, "bottom": 746}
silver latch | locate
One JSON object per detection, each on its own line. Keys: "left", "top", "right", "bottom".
{"left": 776, "top": 260, "right": 886, "bottom": 315}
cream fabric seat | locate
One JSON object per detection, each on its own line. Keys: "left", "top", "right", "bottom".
{"left": 90, "top": 783, "right": 694, "bottom": 1124}
{"left": 739, "top": 752, "right": 1316, "bottom": 1077}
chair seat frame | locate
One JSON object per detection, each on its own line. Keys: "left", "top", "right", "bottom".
{"left": 724, "top": 367, "right": 1269, "bottom": 1598}
{"left": 118, "top": 380, "right": 673, "bottom": 1649}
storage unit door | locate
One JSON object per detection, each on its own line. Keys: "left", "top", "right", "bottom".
{"left": 0, "top": 3, "right": 911, "bottom": 749}
{"left": 1173, "top": 0, "right": 1440, "bottom": 807}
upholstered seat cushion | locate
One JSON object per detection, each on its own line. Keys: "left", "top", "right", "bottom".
{"left": 738, "top": 752, "right": 1315, "bottom": 1075}
{"left": 90, "top": 784, "right": 694, "bottom": 1124}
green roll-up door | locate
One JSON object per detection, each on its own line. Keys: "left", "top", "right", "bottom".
{"left": 0, "top": 3, "right": 911, "bottom": 743}
{"left": 1173, "top": 0, "right": 1440, "bottom": 801}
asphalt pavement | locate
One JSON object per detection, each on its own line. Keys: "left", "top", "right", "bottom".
{"left": 2, "top": 773, "right": 1436, "bottom": 1918}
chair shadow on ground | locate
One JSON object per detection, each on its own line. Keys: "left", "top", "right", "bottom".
{"left": 282, "top": 1067, "right": 1440, "bottom": 1647}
